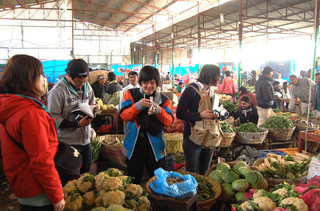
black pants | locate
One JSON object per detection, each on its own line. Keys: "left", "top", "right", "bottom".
{"left": 20, "top": 204, "right": 54, "bottom": 211}
{"left": 126, "top": 129, "right": 165, "bottom": 184}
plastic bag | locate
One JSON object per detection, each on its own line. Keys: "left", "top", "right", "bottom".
{"left": 300, "top": 189, "right": 320, "bottom": 211}
{"left": 307, "top": 156, "right": 320, "bottom": 180}
{"left": 149, "top": 168, "right": 197, "bottom": 200}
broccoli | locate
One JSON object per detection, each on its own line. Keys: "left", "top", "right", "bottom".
{"left": 102, "top": 190, "right": 125, "bottom": 206}
{"left": 103, "top": 177, "right": 124, "bottom": 191}
{"left": 124, "top": 184, "right": 143, "bottom": 198}
{"left": 63, "top": 180, "right": 78, "bottom": 198}
{"left": 65, "top": 193, "right": 83, "bottom": 211}
{"left": 95, "top": 172, "right": 110, "bottom": 192}
{"left": 76, "top": 173, "right": 95, "bottom": 193}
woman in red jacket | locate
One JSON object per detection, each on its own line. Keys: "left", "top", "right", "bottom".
{"left": 0, "top": 55, "right": 65, "bottom": 211}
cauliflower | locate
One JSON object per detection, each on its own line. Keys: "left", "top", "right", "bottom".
{"left": 272, "top": 188, "right": 288, "bottom": 197}
{"left": 103, "top": 177, "right": 124, "bottom": 191}
{"left": 83, "top": 191, "right": 95, "bottom": 209}
{"left": 76, "top": 173, "right": 95, "bottom": 193}
{"left": 280, "top": 197, "right": 308, "bottom": 211}
{"left": 252, "top": 196, "right": 276, "bottom": 211}
{"left": 63, "top": 180, "right": 78, "bottom": 198}
{"left": 102, "top": 190, "right": 125, "bottom": 206}
{"left": 106, "top": 204, "right": 130, "bottom": 211}
{"left": 239, "top": 201, "right": 252, "bottom": 211}
{"left": 65, "top": 193, "right": 83, "bottom": 211}
{"left": 138, "top": 196, "right": 151, "bottom": 211}
{"left": 124, "top": 184, "right": 143, "bottom": 198}
{"left": 252, "top": 189, "right": 264, "bottom": 199}
{"left": 105, "top": 168, "right": 123, "bottom": 177}
{"left": 95, "top": 190, "right": 108, "bottom": 207}
{"left": 95, "top": 172, "right": 110, "bottom": 191}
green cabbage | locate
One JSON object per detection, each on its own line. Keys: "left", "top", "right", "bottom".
{"left": 233, "top": 161, "right": 248, "bottom": 171}
{"left": 232, "top": 179, "right": 249, "bottom": 192}
{"left": 221, "top": 168, "right": 239, "bottom": 183}
{"left": 238, "top": 166, "right": 252, "bottom": 178}
{"left": 220, "top": 183, "right": 236, "bottom": 203}
{"left": 235, "top": 191, "right": 246, "bottom": 203}
{"left": 245, "top": 171, "right": 268, "bottom": 190}
{"left": 208, "top": 170, "right": 223, "bottom": 184}
{"left": 216, "top": 162, "right": 231, "bottom": 171}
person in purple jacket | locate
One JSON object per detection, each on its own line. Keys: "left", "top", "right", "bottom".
{"left": 176, "top": 64, "right": 221, "bottom": 175}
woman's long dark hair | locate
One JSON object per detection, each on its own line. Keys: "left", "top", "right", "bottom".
{"left": 0, "top": 54, "right": 44, "bottom": 95}
{"left": 197, "top": 64, "right": 221, "bottom": 86}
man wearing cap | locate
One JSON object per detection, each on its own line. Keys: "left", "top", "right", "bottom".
{"left": 91, "top": 75, "right": 107, "bottom": 99}
{"left": 47, "top": 59, "right": 98, "bottom": 173}
{"left": 232, "top": 96, "right": 258, "bottom": 125}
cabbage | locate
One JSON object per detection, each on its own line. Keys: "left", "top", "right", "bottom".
{"left": 221, "top": 168, "right": 239, "bottom": 183}
{"left": 216, "top": 163, "right": 231, "bottom": 171}
{"left": 220, "top": 183, "right": 236, "bottom": 203}
{"left": 238, "top": 166, "right": 252, "bottom": 178}
{"left": 245, "top": 171, "right": 268, "bottom": 190}
{"left": 235, "top": 191, "right": 246, "bottom": 203}
{"left": 208, "top": 170, "right": 223, "bottom": 184}
{"left": 233, "top": 161, "right": 248, "bottom": 171}
{"left": 232, "top": 179, "right": 249, "bottom": 192}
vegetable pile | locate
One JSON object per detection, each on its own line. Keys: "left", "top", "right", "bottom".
{"left": 63, "top": 168, "right": 149, "bottom": 211}
{"left": 90, "top": 138, "right": 102, "bottom": 164}
{"left": 256, "top": 153, "right": 311, "bottom": 181}
{"left": 95, "top": 97, "right": 115, "bottom": 110}
{"left": 236, "top": 123, "right": 261, "bottom": 132}
{"left": 194, "top": 176, "right": 216, "bottom": 202}
{"left": 301, "top": 111, "right": 315, "bottom": 117}
{"left": 261, "top": 115, "right": 294, "bottom": 129}
{"left": 292, "top": 118, "right": 316, "bottom": 128}
{"left": 220, "top": 121, "right": 234, "bottom": 133}
{"left": 245, "top": 85, "right": 255, "bottom": 93}
{"left": 233, "top": 183, "right": 309, "bottom": 211}
{"left": 220, "top": 101, "right": 238, "bottom": 113}
{"left": 207, "top": 162, "right": 268, "bottom": 203}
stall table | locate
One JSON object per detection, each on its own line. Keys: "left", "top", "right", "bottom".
{"left": 297, "top": 131, "right": 320, "bottom": 152}
{"left": 96, "top": 109, "right": 119, "bottom": 134}
{"left": 281, "top": 99, "right": 301, "bottom": 114}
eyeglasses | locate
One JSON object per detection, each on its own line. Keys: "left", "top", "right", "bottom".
{"left": 72, "top": 78, "right": 87, "bottom": 86}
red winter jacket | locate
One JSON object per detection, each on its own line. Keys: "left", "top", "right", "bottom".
{"left": 0, "top": 94, "right": 64, "bottom": 204}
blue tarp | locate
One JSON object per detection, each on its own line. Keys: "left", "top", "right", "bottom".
{"left": 42, "top": 60, "right": 70, "bottom": 83}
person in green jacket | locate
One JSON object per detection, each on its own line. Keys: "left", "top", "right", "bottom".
{"left": 103, "top": 72, "right": 122, "bottom": 106}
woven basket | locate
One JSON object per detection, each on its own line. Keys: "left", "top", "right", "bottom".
{"left": 218, "top": 132, "right": 236, "bottom": 148}
{"left": 261, "top": 127, "right": 296, "bottom": 141}
{"left": 234, "top": 127, "right": 269, "bottom": 145}
{"left": 97, "top": 134, "right": 124, "bottom": 151}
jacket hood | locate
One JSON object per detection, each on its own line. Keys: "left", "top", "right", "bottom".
{"left": 0, "top": 94, "right": 40, "bottom": 124}
{"left": 259, "top": 75, "right": 272, "bottom": 81}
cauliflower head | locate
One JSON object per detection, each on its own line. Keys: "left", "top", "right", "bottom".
{"left": 102, "top": 190, "right": 125, "bottom": 206}
{"left": 63, "top": 180, "right": 78, "bottom": 198}
{"left": 76, "top": 173, "right": 95, "bottom": 193}
{"left": 103, "top": 177, "right": 124, "bottom": 191}
{"left": 124, "top": 184, "right": 143, "bottom": 198}
{"left": 253, "top": 189, "right": 264, "bottom": 199}
{"left": 253, "top": 196, "right": 276, "bottom": 211}
{"left": 280, "top": 197, "right": 308, "bottom": 211}
{"left": 95, "top": 190, "right": 108, "bottom": 207}
{"left": 138, "top": 196, "right": 151, "bottom": 211}
{"left": 105, "top": 168, "right": 123, "bottom": 177}
{"left": 65, "top": 193, "right": 83, "bottom": 211}
{"left": 239, "top": 201, "right": 252, "bottom": 211}
{"left": 95, "top": 172, "right": 110, "bottom": 191}
{"left": 272, "top": 188, "right": 288, "bottom": 197}
{"left": 83, "top": 191, "right": 95, "bottom": 209}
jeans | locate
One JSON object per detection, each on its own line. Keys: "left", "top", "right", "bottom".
{"left": 183, "top": 138, "right": 214, "bottom": 175}
{"left": 20, "top": 204, "right": 54, "bottom": 211}
{"left": 72, "top": 144, "right": 92, "bottom": 174}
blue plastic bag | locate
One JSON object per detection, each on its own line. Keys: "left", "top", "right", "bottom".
{"left": 149, "top": 168, "right": 198, "bottom": 199}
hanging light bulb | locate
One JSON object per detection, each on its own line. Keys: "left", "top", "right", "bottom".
{"left": 220, "top": 13, "right": 224, "bottom": 23}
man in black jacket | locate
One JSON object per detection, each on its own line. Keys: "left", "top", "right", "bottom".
{"left": 232, "top": 96, "right": 258, "bottom": 124}
{"left": 255, "top": 66, "right": 276, "bottom": 126}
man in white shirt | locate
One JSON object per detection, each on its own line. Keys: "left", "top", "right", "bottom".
{"left": 119, "top": 71, "right": 141, "bottom": 110}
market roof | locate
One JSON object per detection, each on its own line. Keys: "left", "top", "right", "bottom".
{"left": 0, "top": 0, "right": 317, "bottom": 48}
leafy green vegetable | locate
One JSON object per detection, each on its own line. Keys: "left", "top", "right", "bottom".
{"left": 261, "top": 115, "right": 295, "bottom": 129}
{"left": 232, "top": 179, "right": 249, "bottom": 192}
{"left": 235, "top": 192, "right": 246, "bottom": 203}
{"left": 208, "top": 170, "right": 223, "bottom": 184}
{"left": 301, "top": 111, "right": 315, "bottom": 117}
{"left": 220, "top": 183, "right": 235, "bottom": 203}
{"left": 216, "top": 162, "right": 231, "bottom": 171}
{"left": 236, "top": 122, "right": 261, "bottom": 132}
{"left": 221, "top": 168, "right": 239, "bottom": 183}
{"left": 220, "top": 121, "right": 234, "bottom": 133}
{"left": 233, "top": 161, "right": 248, "bottom": 171}
{"left": 220, "top": 101, "right": 237, "bottom": 113}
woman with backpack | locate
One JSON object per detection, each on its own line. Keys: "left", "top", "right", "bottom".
{"left": 0, "top": 55, "right": 65, "bottom": 211}
{"left": 176, "top": 64, "right": 221, "bottom": 175}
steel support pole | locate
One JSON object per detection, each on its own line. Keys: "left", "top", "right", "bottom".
{"left": 71, "top": 0, "right": 74, "bottom": 58}
{"left": 142, "top": 40, "right": 145, "bottom": 67}
{"left": 172, "top": 18, "right": 175, "bottom": 89}
{"left": 238, "top": 0, "right": 243, "bottom": 100}
{"left": 312, "top": 0, "right": 319, "bottom": 81}
{"left": 198, "top": 2, "right": 201, "bottom": 76}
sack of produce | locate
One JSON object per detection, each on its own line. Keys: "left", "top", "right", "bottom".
{"left": 261, "top": 115, "right": 296, "bottom": 141}
{"left": 164, "top": 133, "right": 183, "bottom": 154}
{"left": 234, "top": 123, "right": 269, "bottom": 145}
{"left": 99, "top": 134, "right": 126, "bottom": 170}
{"left": 148, "top": 168, "right": 198, "bottom": 200}
{"left": 219, "top": 121, "right": 236, "bottom": 147}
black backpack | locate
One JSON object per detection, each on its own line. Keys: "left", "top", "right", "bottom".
{"left": 4, "top": 123, "right": 82, "bottom": 186}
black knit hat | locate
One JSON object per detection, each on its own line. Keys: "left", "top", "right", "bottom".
{"left": 240, "top": 95, "right": 251, "bottom": 103}
{"left": 66, "top": 59, "right": 89, "bottom": 78}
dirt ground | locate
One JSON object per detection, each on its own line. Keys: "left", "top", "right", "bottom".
{"left": 0, "top": 156, "right": 20, "bottom": 211}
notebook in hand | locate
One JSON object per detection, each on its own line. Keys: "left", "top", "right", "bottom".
{"left": 71, "top": 103, "right": 96, "bottom": 120}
